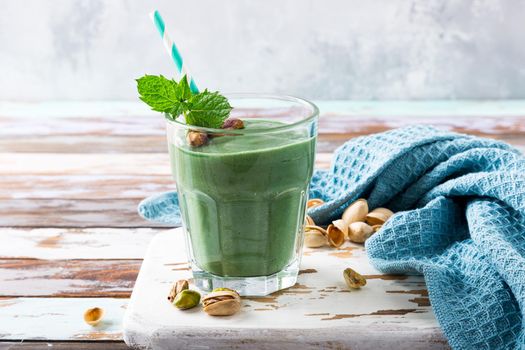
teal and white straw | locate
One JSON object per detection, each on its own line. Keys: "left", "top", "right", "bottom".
{"left": 150, "top": 10, "right": 199, "bottom": 94}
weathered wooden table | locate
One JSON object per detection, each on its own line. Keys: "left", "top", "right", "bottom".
{"left": 1, "top": 101, "right": 525, "bottom": 349}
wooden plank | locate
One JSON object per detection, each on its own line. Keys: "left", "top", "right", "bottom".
{"left": 2, "top": 101, "right": 525, "bottom": 155}
{"left": 0, "top": 135, "right": 166, "bottom": 153}
{"left": 0, "top": 153, "right": 333, "bottom": 176}
{"left": 1, "top": 133, "right": 525, "bottom": 154}
{"left": 2, "top": 113, "right": 525, "bottom": 138}
{"left": 0, "top": 175, "right": 174, "bottom": 200}
{"left": 0, "top": 341, "right": 128, "bottom": 350}
{"left": 0, "top": 259, "right": 140, "bottom": 297}
{"left": 0, "top": 199, "right": 167, "bottom": 228}
{"left": 0, "top": 228, "right": 164, "bottom": 259}
{"left": 0, "top": 298, "right": 126, "bottom": 341}
{"left": 2, "top": 101, "right": 525, "bottom": 138}
{"left": 124, "top": 230, "right": 446, "bottom": 350}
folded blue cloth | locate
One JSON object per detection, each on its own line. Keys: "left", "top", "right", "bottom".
{"left": 138, "top": 125, "right": 525, "bottom": 349}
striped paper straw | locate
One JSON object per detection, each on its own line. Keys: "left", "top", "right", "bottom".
{"left": 150, "top": 10, "right": 199, "bottom": 93}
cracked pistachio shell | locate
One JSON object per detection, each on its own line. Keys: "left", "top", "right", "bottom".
{"left": 212, "top": 287, "right": 239, "bottom": 295}
{"left": 203, "top": 290, "right": 241, "bottom": 303}
{"left": 84, "top": 307, "right": 104, "bottom": 326}
{"left": 344, "top": 268, "right": 367, "bottom": 289}
{"left": 307, "top": 198, "right": 324, "bottom": 209}
{"left": 305, "top": 229, "right": 327, "bottom": 248}
{"left": 342, "top": 199, "right": 368, "bottom": 225}
{"left": 305, "top": 225, "right": 328, "bottom": 236}
{"left": 372, "top": 224, "right": 383, "bottom": 232}
{"left": 305, "top": 215, "right": 315, "bottom": 226}
{"left": 203, "top": 299, "right": 241, "bottom": 316}
{"left": 332, "top": 219, "right": 348, "bottom": 238}
{"left": 326, "top": 224, "right": 345, "bottom": 248}
{"left": 348, "top": 222, "right": 374, "bottom": 243}
{"left": 202, "top": 290, "right": 241, "bottom": 316}
{"left": 366, "top": 207, "right": 394, "bottom": 226}
{"left": 173, "top": 289, "right": 201, "bottom": 310}
{"left": 168, "top": 279, "right": 189, "bottom": 302}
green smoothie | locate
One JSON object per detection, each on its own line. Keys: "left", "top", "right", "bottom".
{"left": 170, "top": 120, "right": 315, "bottom": 277}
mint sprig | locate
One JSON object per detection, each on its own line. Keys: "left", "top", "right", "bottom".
{"left": 136, "top": 75, "right": 232, "bottom": 129}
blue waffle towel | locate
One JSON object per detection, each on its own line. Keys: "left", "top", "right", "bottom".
{"left": 138, "top": 125, "right": 525, "bottom": 349}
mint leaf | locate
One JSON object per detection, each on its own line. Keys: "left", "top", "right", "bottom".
{"left": 136, "top": 74, "right": 232, "bottom": 127}
{"left": 177, "top": 75, "right": 192, "bottom": 101}
{"left": 185, "top": 90, "right": 232, "bottom": 128}
{"left": 136, "top": 75, "right": 180, "bottom": 113}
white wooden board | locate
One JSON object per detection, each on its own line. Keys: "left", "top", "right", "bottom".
{"left": 0, "top": 297, "right": 126, "bottom": 341}
{"left": 123, "top": 229, "right": 448, "bottom": 350}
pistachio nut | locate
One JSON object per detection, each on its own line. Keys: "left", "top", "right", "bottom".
{"left": 202, "top": 290, "right": 241, "bottom": 316}
{"left": 187, "top": 130, "right": 208, "bottom": 147}
{"left": 365, "top": 207, "right": 394, "bottom": 226}
{"left": 222, "top": 118, "right": 245, "bottom": 130}
{"left": 305, "top": 229, "right": 327, "bottom": 248}
{"left": 326, "top": 224, "right": 345, "bottom": 248}
{"left": 173, "top": 289, "right": 201, "bottom": 310}
{"left": 372, "top": 224, "right": 382, "bottom": 233}
{"left": 342, "top": 199, "right": 368, "bottom": 225}
{"left": 307, "top": 198, "right": 324, "bottom": 209}
{"left": 332, "top": 219, "right": 348, "bottom": 238}
{"left": 168, "top": 279, "right": 189, "bottom": 302}
{"left": 343, "top": 268, "right": 367, "bottom": 289}
{"left": 305, "top": 225, "right": 328, "bottom": 236}
{"left": 83, "top": 307, "right": 104, "bottom": 326}
{"left": 348, "top": 222, "right": 374, "bottom": 243}
{"left": 305, "top": 215, "right": 315, "bottom": 226}
{"left": 212, "top": 287, "right": 239, "bottom": 295}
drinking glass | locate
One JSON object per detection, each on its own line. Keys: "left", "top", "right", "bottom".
{"left": 166, "top": 94, "right": 318, "bottom": 296}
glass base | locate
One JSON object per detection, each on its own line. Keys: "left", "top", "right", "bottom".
{"left": 191, "top": 259, "right": 299, "bottom": 296}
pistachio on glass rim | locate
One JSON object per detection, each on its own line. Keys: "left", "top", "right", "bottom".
{"left": 186, "top": 130, "right": 208, "bottom": 147}
{"left": 202, "top": 288, "right": 241, "bottom": 316}
{"left": 221, "top": 117, "right": 244, "bottom": 130}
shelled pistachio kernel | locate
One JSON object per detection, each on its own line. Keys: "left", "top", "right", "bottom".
{"left": 202, "top": 289, "right": 241, "bottom": 316}
{"left": 84, "top": 307, "right": 104, "bottom": 326}
{"left": 173, "top": 289, "right": 201, "bottom": 310}
{"left": 343, "top": 268, "right": 367, "bottom": 289}
{"left": 168, "top": 279, "right": 189, "bottom": 302}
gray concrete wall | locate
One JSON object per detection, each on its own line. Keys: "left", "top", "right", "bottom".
{"left": 1, "top": 0, "right": 524, "bottom": 101}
